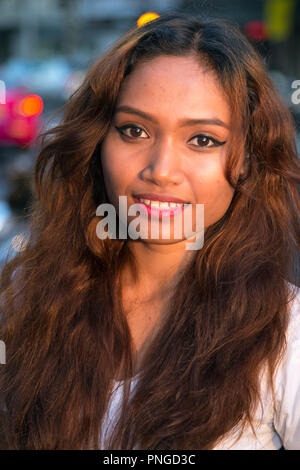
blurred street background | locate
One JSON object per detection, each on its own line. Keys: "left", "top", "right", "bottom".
{"left": 0, "top": 0, "right": 300, "bottom": 267}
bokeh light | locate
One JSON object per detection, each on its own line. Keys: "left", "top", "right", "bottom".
{"left": 137, "top": 12, "right": 160, "bottom": 27}
{"left": 19, "top": 94, "right": 43, "bottom": 117}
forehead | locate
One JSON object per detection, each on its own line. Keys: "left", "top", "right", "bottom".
{"left": 116, "top": 55, "right": 230, "bottom": 125}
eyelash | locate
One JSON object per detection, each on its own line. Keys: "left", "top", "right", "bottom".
{"left": 115, "top": 124, "right": 226, "bottom": 149}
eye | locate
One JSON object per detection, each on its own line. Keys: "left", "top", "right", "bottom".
{"left": 188, "top": 134, "right": 226, "bottom": 149}
{"left": 115, "top": 125, "right": 226, "bottom": 149}
{"left": 115, "top": 125, "right": 148, "bottom": 139}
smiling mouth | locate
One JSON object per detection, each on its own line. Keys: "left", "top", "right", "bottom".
{"left": 133, "top": 197, "right": 191, "bottom": 218}
{"left": 136, "top": 196, "right": 185, "bottom": 209}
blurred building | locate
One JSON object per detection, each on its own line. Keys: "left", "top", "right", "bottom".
{"left": 180, "top": 0, "right": 300, "bottom": 77}
{"left": 0, "top": 0, "right": 179, "bottom": 64}
{"left": 0, "top": 0, "right": 299, "bottom": 74}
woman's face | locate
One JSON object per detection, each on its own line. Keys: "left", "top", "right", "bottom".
{"left": 101, "top": 54, "right": 242, "bottom": 245}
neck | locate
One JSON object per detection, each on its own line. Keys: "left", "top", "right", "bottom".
{"left": 122, "top": 239, "right": 195, "bottom": 293}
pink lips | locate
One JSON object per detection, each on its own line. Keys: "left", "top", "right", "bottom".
{"left": 133, "top": 197, "right": 188, "bottom": 218}
{"left": 133, "top": 193, "right": 189, "bottom": 204}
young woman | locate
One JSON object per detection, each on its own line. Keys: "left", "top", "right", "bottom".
{"left": 0, "top": 12, "right": 300, "bottom": 450}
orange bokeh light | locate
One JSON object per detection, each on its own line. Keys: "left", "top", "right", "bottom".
{"left": 19, "top": 94, "right": 43, "bottom": 117}
{"left": 137, "top": 12, "right": 160, "bottom": 27}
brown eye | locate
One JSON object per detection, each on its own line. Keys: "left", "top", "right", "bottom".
{"left": 129, "top": 127, "right": 145, "bottom": 138}
{"left": 116, "top": 125, "right": 148, "bottom": 139}
{"left": 196, "top": 136, "right": 210, "bottom": 146}
{"left": 189, "top": 134, "right": 226, "bottom": 149}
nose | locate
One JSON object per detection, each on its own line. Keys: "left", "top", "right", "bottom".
{"left": 140, "top": 136, "right": 184, "bottom": 186}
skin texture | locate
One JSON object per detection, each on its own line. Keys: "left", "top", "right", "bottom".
{"left": 100, "top": 55, "right": 248, "bottom": 368}
{"left": 101, "top": 54, "right": 245, "bottom": 291}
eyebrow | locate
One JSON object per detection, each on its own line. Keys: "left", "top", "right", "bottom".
{"left": 114, "top": 105, "right": 229, "bottom": 129}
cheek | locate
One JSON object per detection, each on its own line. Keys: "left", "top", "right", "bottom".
{"left": 101, "top": 138, "right": 135, "bottom": 201}
{"left": 191, "top": 161, "right": 234, "bottom": 225}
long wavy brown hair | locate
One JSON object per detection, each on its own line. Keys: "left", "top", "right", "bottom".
{"left": 0, "top": 12, "right": 300, "bottom": 450}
